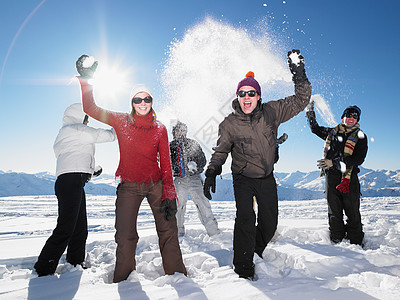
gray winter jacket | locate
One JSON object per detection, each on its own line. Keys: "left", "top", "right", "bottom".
{"left": 208, "top": 79, "right": 311, "bottom": 178}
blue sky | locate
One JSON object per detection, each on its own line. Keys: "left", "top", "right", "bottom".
{"left": 0, "top": 0, "right": 399, "bottom": 175}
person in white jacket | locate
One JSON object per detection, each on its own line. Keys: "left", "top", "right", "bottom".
{"left": 34, "top": 103, "right": 116, "bottom": 277}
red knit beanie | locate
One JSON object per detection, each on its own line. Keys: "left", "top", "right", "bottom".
{"left": 236, "top": 71, "right": 261, "bottom": 97}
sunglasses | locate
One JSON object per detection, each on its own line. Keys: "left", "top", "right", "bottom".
{"left": 237, "top": 90, "right": 258, "bottom": 97}
{"left": 345, "top": 112, "right": 359, "bottom": 119}
{"left": 132, "top": 96, "right": 153, "bottom": 104}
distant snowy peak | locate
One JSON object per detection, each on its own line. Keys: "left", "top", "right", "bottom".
{"left": 0, "top": 167, "right": 399, "bottom": 198}
{"left": 0, "top": 171, "right": 116, "bottom": 197}
{"left": 275, "top": 166, "right": 400, "bottom": 198}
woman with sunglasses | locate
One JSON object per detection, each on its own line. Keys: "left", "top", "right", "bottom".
{"left": 306, "top": 104, "right": 367, "bottom": 246}
{"left": 203, "top": 50, "right": 312, "bottom": 280}
{"left": 75, "top": 55, "right": 186, "bottom": 283}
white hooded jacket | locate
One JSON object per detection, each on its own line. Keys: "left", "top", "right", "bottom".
{"left": 54, "top": 103, "right": 116, "bottom": 177}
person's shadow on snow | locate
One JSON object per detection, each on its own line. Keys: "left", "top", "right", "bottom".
{"left": 28, "top": 270, "right": 82, "bottom": 300}
{"left": 169, "top": 273, "right": 208, "bottom": 300}
{"left": 118, "top": 281, "right": 150, "bottom": 300}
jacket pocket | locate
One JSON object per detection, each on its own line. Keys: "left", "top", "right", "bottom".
{"left": 262, "top": 125, "right": 275, "bottom": 146}
{"left": 235, "top": 137, "right": 254, "bottom": 155}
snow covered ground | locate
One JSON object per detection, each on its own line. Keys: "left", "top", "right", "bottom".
{"left": 0, "top": 195, "right": 399, "bottom": 299}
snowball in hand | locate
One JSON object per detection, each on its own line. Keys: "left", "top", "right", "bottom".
{"left": 82, "top": 56, "right": 95, "bottom": 68}
{"left": 289, "top": 52, "right": 301, "bottom": 66}
{"left": 188, "top": 161, "right": 198, "bottom": 172}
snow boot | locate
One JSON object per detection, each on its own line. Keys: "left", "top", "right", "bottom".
{"left": 239, "top": 273, "right": 258, "bottom": 281}
{"left": 34, "top": 259, "right": 58, "bottom": 277}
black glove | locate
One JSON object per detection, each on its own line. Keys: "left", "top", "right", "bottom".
{"left": 76, "top": 55, "right": 98, "bottom": 79}
{"left": 287, "top": 49, "right": 307, "bottom": 83}
{"left": 306, "top": 110, "right": 316, "bottom": 120}
{"left": 203, "top": 176, "right": 216, "bottom": 200}
{"left": 160, "top": 198, "right": 177, "bottom": 221}
{"left": 276, "top": 133, "right": 288, "bottom": 145}
{"left": 93, "top": 166, "right": 102, "bottom": 177}
{"left": 274, "top": 133, "right": 288, "bottom": 164}
{"left": 203, "top": 167, "right": 221, "bottom": 200}
{"left": 274, "top": 133, "right": 287, "bottom": 164}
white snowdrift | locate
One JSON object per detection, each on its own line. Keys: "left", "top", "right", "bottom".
{"left": 0, "top": 195, "right": 399, "bottom": 299}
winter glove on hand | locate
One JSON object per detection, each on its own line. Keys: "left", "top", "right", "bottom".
{"left": 76, "top": 55, "right": 98, "bottom": 79}
{"left": 287, "top": 49, "right": 307, "bottom": 83}
{"left": 203, "top": 167, "right": 221, "bottom": 200}
{"left": 187, "top": 161, "right": 198, "bottom": 176}
{"left": 317, "top": 159, "right": 333, "bottom": 170}
{"left": 336, "top": 178, "right": 350, "bottom": 193}
{"left": 203, "top": 176, "right": 216, "bottom": 200}
{"left": 160, "top": 198, "right": 177, "bottom": 221}
{"left": 274, "top": 133, "right": 288, "bottom": 164}
{"left": 93, "top": 166, "right": 102, "bottom": 177}
{"left": 306, "top": 110, "right": 316, "bottom": 120}
{"left": 276, "top": 133, "right": 288, "bottom": 145}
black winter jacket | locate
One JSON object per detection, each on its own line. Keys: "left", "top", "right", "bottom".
{"left": 308, "top": 116, "right": 368, "bottom": 175}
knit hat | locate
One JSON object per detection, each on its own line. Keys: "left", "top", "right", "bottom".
{"left": 129, "top": 85, "right": 153, "bottom": 100}
{"left": 341, "top": 105, "right": 361, "bottom": 121}
{"left": 236, "top": 71, "right": 261, "bottom": 97}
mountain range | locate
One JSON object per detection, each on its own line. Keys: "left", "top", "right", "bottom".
{"left": 1, "top": 167, "right": 399, "bottom": 200}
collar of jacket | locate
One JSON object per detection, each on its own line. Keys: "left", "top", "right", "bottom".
{"left": 129, "top": 109, "right": 156, "bottom": 129}
{"left": 232, "top": 98, "right": 263, "bottom": 121}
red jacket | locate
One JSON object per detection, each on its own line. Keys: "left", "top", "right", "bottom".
{"left": 79, "top": 78, "right": 177, "bottom": 201}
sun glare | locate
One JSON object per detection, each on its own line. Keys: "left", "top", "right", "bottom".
{"left": 91, "top": 59, "right": 133, "bottom": 102}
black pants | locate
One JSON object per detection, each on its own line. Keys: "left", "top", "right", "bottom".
{"left": 232, "top": 173, "right": 278, "bottom": 277}
{"left": 326, "top": 172, "right": 364, "bottom": 245}
{"left": 35, "top": 173, "right": 89, "bottom": 274}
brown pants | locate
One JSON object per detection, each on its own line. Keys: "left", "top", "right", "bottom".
{"left": 113, "top": 180, "right": 187, "bottom": 283}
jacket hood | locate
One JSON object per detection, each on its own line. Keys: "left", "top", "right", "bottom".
{"left": 62, "top": 103, "right": 86, "bottom": 126}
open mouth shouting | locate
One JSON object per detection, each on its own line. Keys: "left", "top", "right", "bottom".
{"left": 237, "top": 87, "right": 260, "bottom": 115}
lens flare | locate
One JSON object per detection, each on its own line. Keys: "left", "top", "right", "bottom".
{"left": 90, "top": 59, "right": 133, "bottom": 106}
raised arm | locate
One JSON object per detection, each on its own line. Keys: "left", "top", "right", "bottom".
{"left": 305, "top": 100, "right": 331, "bottom": 140}
{"left": 76, "top": 55, "right": 113, "bottom": 125}
{"left": 267, "top": 50, "right": 312, "bottom": 125}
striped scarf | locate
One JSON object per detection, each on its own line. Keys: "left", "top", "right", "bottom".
{"left": 177, "top": 141, "right": 186, "bottom": 178}
{"left": 323, "top": 123, "right": 360, "bottom": 179}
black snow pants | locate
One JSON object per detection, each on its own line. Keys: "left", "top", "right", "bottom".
{"left": 35, "top": 173, "right": 90, "bottom": 275}
{"left": 326, "top": 171, "right": 364, "bottom": 245}
{"left": 232, "top": 173, "right": 278, "bottom": 278}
